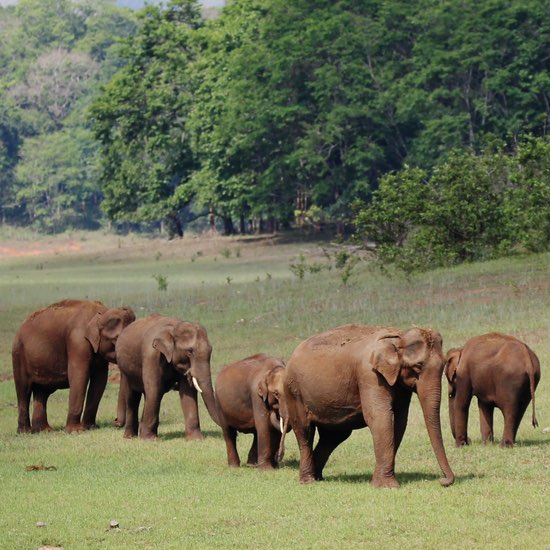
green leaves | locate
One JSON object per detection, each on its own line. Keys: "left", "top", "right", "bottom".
{"left": 354, "top": 137, "right": 550, "bottom": 272}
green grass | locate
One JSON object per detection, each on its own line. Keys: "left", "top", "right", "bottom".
{"left": 0, "top": 231, "right": 549, "bottom": 549}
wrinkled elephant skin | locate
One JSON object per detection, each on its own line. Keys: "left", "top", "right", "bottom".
{"left": 12, "top": 299, "right": 135, "bottom": 433}
{"left": 446, "top": 332, "right": 541, "bottom": 448}
{"left": 215, "top": 353, "right": 288, "bottom": 469}
{"left": 115, "top": 314, "right": 218, "bottom": 440}
{"left": 285, "top": 324, "right": 455, "bottom": 488}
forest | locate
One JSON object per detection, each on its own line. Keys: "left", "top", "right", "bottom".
{"left": 1, "top": 0, "right": 549, "bottom": 270}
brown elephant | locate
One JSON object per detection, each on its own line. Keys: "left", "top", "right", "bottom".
{"left": 215, "top": 354, "right": 289, "bottom": 469}
{"left": 284, "top": 324, "right": 455, "bottom": 488}
{"left": 115, "top": 314, "right": 219, "bottom": 440}
{"left": 12, "top": 299, "right": 135, "bottom": 433}
{"left": 445, "top": 332, "right": 541, "bottom": 448}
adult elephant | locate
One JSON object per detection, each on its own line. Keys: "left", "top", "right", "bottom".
{"left": 284, "top": 324, "right": 455, "bottom": 488}
{"left": 445, "top": 332, "right": 541, "bottom": 448}
{"left": 12, "top": 299, "right": 135, "bottom": 433}
{"left": 116, "top": 314, "right": 219, "bottom": 440}
{"left": 215, "top": 354, "right": 289, "bottom": 469}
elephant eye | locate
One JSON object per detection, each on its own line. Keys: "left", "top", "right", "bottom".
{"left": 185, "top": 348, "right": 194, "bottom": 355}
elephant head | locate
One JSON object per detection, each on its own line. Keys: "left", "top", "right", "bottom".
{"left": 372, "top": 327, "right": 455, "bottom": 487}
{"left": 258, "top": 363, "right": 288, "bottom": 432}
{"left": 444, "top": 347, "right": 462, "bottom": 439}
{"left": 85, "top": 306, "right": 136, "bottom": 362}
{"left": 258, "top": 362, "right": 291, "bottom": 462}
{"left": 152, "top": 321, "right": 220, "bottom": 426}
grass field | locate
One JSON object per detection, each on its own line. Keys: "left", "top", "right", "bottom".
{"left": 0, "top": 230, "right": 549, "bottom": 549}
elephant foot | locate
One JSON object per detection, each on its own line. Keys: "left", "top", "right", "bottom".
{"left": 500, "top": 439, "right": 514, "bottom": 448}
{"left": 258, "top": 461, "right": 276, "bottom": 471}
{"left": 83, "top": 422, "right": 99, "bottom": 430}
{"left": 32, "top": 423, "right": 53, "bottom": 434}
{"left": 65, "top": 423, "right": 85, "bottom": 433}
{"left": 455, "top": 438, "right": 471, "bottom": 447}
{"left": 139, "top": 432, "right": 158, "bottom": 441}
{"left": 299, "top": 474, "right": 316, "bottom": 484}
{"left": 123, "top": 430, "right": 137, "bottom": 439}
{"left": 17, "top": 425, "right": 32, "bottom": 434}
{"left": 371, "top": 476, "right": 400, "bottom": 489}
{"left": 113, "top": 418, "right": 125, "bottom": 428}
{"left": 185, "top": 430, "right": 204, "bottom": 441}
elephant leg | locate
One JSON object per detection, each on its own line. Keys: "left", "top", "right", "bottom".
{"left": 31, "top": 386, "right": 54, "bottom": 433}
{"left": 313, "top": 427, "right": 352, "bottom": 481}
{"left": 15, "top": 379, "right": 32, "bottom": 434}
{"left": 114, "top": 374, "right": 127, "bottom": 428}
{"left": 139, "top": 391, "right": 162, "bottom": 439}
{"left": 478, "top": 400, "right": 494, "bottom": 444}
{"left": 453, "top": 388, "right": 473, "bottom": 446}
{"left": 247, "top": 433, "right": 258, "bottom": 465}
{"left": 288, "top": 398, "right": 316, "bottom": 483}
{"left": 82, "top": 359, "right": 108, "bottom": 430}
{"left": 501, "top": 397, "right": 529, "bottom": 448}
{"left": 362, "top": 389, "right": 399, "bottom": 488}
{"left": 393, "top": 391, "right": 412, "bottom": 455}
{"left": 179, "top": 378, "right": 203, "bottom": 441}
{"left": 65, "top": 360, "right": 91, "bottom": 432}
{"left": 123, "top": 387, "right": 141, "bottom": 439}
{"left": 223, "top": 426, "right": 240, "bottom": 467}
{"left": 254, "top": 406, "right": 280, "bottom": 470}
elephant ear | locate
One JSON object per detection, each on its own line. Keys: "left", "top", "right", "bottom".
{"left": 399, "top": 328, "right": 429, "bottom": 368}
{"left": 371, "top": 336, "right": 401, "bottom": 386}
{"left": 258, "top": 377, "right": 269, "bottom": 404}
{"left": 174, "top": 323, "right": 198, "bottom": 350}
{"left": 100, "top": 311, "right": 125, "bottom": 341}
{"left": 85, "top": 312, "right": 102, "bottom": 353}
{"left": 445, "top": 348, "right": 462, "bottom": 383}
{"left": 153, "top": 328, "right": 176, "bottom": 363}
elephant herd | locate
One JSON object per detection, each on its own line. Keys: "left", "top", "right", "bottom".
{"left": 12, "top": 299, "right": 542, "bottom": 489}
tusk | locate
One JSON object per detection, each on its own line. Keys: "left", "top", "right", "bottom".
{"left": 279, "top": 417, "right": 284, "bottom": 433}
{"left": 192, "top": 377, "right": 203, "bottom": 393}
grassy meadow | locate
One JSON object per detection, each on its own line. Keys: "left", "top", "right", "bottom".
{"left": 0, "top": 230, "right": 549, "bottom": 549}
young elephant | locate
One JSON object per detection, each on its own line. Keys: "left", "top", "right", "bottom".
{"left": 285, "top": 324, "right": 455, "bottom": 488}
{"left": 115, "top": 314, "right": 219, "bottom": 440}
{"left": 445, "top": 332, "right": 541, "bottom": 447}
{"left": 215, "top": 354, "right": 288, "bottom": 469}
{"left": 12, "top": 299, "right": 135, "bottom": 433}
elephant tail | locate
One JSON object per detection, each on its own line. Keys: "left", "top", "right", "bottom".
{"left": 525, "top": 345, "right": 539, "bottom": 429}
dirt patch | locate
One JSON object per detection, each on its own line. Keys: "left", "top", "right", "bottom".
{"left": 0, "top": 241, "right": 82, "bottom": 257}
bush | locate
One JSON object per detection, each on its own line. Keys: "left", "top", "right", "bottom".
{"left": 354, "top": 137, "right": 550, "bottom": 273}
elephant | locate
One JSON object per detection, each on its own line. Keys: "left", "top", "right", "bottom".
{"left": 284, "top": 324, "right": 455, "bottom": 488}
{"left": 12, "top": 299, "right": 136, "bottom": 433}
{"left": 115, "top": 314, "right": 219, "bottom": 440}
{"left": 445, "top": 332, "right": 541, "bottom": 448}
{"left": 215, "top": 353, "right": 289, "bottom": 469}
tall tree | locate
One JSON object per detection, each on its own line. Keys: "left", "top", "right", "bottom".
{"left": 90, "top": 0, "right": 202, "bottom": 235}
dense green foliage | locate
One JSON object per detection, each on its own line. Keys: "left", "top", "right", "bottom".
{"left": 354, "top": 136, "right": 550, "bottom": 272}
{"left": 1, "top": 0, "right": 549, "bottom": 266}
{"left": 89, "top": 1, "right": 203, "bottom": 235}
{"left": 0, "top": 0, "right": 137, "bottom": 229}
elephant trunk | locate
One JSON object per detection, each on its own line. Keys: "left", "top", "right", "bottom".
{"left": 417, "top": 377, "right": 455, "bottom": 487}
{"left": 194, "top": 366, "right": 220, "bottom": 427}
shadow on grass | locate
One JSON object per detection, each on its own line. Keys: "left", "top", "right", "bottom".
{"left": 160, "top": 429, "right": 223, "bottom": 441}
{"left": 322, "top": 471, "right": 482, "bottom": 485}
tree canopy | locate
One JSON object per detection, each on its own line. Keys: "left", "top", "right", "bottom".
{"left": 1, "top": 0, "right": 549, "bottom": 266}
